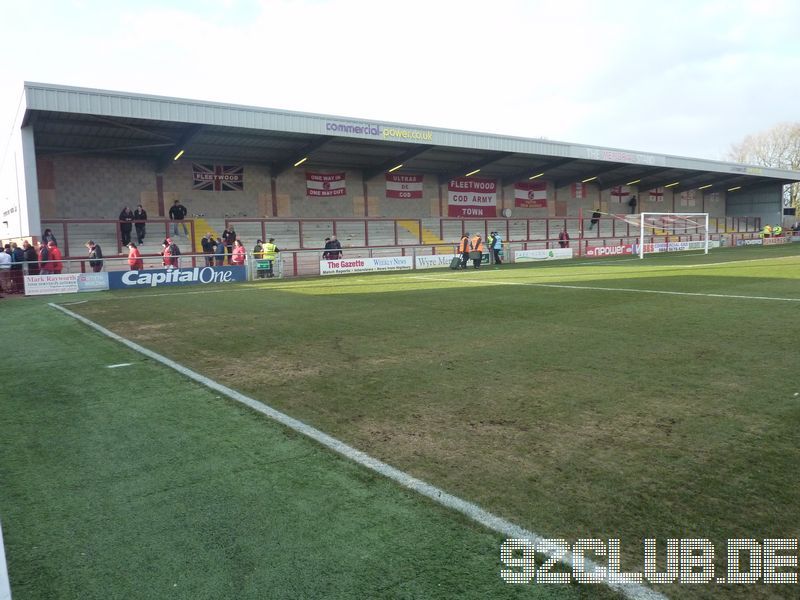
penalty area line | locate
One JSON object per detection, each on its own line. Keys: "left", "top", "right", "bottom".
{"left": 411, "top": 275, "right": 800, "bottom": 303}
{"left": 48, "top": 301, "right": 664, "bottom": 600}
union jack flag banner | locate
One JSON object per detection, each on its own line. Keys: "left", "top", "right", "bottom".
{"left": 192, "top": 164, "right": 245, "bottom": 191}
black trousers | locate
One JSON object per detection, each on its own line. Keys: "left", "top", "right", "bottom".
{"left": 135, "top": 224, "right": 146, "bottom": 243}
{"left": 492, "top": 249, "right": 502, "bottom": 264}
{"left": 460, "top": 253, "right": 469, "bottom": 268}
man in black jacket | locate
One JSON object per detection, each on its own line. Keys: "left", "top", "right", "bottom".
{"left": 169, "top": 200, "right": 188, "bottom": 237}
{"left": 22, "top": 241, "right": 39, "bottom": 276}
{"left": 119, "top": 206, "right": 134, "bottom": 246}
{"left": 86, "top": 240, "right": 103, "bottom": 272}
{"left": 222, "top": 226, "right": 237, "bottom": 264}
{"left": 133, "top": 204, "right": 148, "bottom": 244}
{"left": 201, "top": 232, "right": 215, "bottom": 267}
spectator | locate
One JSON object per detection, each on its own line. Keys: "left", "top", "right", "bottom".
{"left": 162, "top": 237, "right": 180, "bottom": 269}
{"left": 231, "top": 239, "right": 246, "bottom": 266}
{"left": 133, "top": 204, "right": 148, "bottom": 245}
{"left": 169, "top": 200, "right": 188, "bottom": 236}
{"left": 458, "top": 232, "right": 471, "bottom": 269}
{"left": 470, "top": 233, "right": 484, "bottom": 269}
{"left": 41, "top": 228, "right": 57, "bottom": 246}
{"left": 10, "top": 243, "right": 24, "bottom": 293}
{"left": 262, "top": 237, "right": 280, "bottom": 278}
{"left": 589, "top": 210, "right": 601, "bottom": 230}
{"left": 22, "top": 240, "right": 39, "bottom": 276}
{"left": 214, "top": 237, "right": 225, "bottom": 266}
{"left": 222, "top": 226, "right": 237, "bottom": 263}
{"left": 628, "top": 195, "right": 637, "bottom": 214}
{"left": 489, "top": 231, "right": 503, "bottom": 265}
{"left": 119, "top": 205, "right": 134, "bottom": 246}
{"left": 47, "top": 241, "right": 63, "bottom": 274}
{"left": 201, "top": 232, "right": 216, "bottom": 267}
{"left": 127, "top": 242, "right": 143, "bottom": 270}
{"left": 327, "top": 235, "right": 342, "bottom": 259}
{"left": 559, "top": 229, "right": 570, "bottom": 248}
{"left": 0, "top": 245, "right": 11, "bottom": 294}
{"left": 86, "top": 240, "right": 104, "bottom": 272}
{"left": 38, "top": 241, "right": 51, "bottom": 274}
{"left": 253, "top": 239, "right": 266, "bottom": 278}
{"left": 322, "top": 237, "right": 332, "bottom": 259}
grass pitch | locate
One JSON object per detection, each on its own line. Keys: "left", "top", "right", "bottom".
{"left": 2, "top": 243, "right": 800, "bottom": 599}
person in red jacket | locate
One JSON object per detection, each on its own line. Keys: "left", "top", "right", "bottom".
{"left": 127, "top": 242, "right": 143, "bottom": 270}
{"left": 231, "top": 239, "right": 246, "bottom": 265}
{"left": 47, "top": 241, "right": 63, "bottom": 274}
{"left": 161, "top": 238, "right": 180, "bottom": 268}
{"left": 558, "top": 229, "right": 570, "bottom": 248}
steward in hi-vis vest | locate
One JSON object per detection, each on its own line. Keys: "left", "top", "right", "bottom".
{"left": 262, "top": 238, "right": 279, "bottom": 278}
{"left": 470, "top": 234, "right": 484, "bottom": 269}
{"left": 458, "top": 233, "right": 471, "bottom": 269}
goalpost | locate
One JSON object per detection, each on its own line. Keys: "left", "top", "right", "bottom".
{"left": 637, "top": 212, "right": 710, "bottom": 259}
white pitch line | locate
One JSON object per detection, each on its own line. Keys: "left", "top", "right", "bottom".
{"left": 0, "top": 519, "right": 11, "bottom": 600}
{"left": 106, "top": 363, "right": 133, "bottom": 369}
{"left": 49, "top": 302, "right": 664, "bottom": 600}
{"left": 412, "top": 275, "right": 800, "bottom": 303}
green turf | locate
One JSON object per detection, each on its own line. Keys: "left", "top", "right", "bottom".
{"left": 4, "top": 244, "right": 800, "bottom": 599}
{"left": 0, "top": 299, "right": 618, "bottom": 599}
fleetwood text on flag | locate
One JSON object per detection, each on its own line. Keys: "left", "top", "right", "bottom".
{"left": 306, "top": 172, "right": 347, "bottom": 197}
{"left": 447, "top": 177, "right": 497, "bottom": 218}
{"left": 192, "top": 164, "right": 244, "bottom": 191}
{"left": 386, "top": 173, "right": 424, "bottom": 199}
{"left": 514, "top": 181, "right": 547, "bottom": 208}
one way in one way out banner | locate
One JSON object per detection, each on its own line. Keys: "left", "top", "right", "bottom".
{"left": 447, "top": 177, "right": 497, "bottom": 217}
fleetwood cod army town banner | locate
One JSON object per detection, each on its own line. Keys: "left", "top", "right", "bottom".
{"left": 447, "top": 177, "right": 497, "bottom": 217}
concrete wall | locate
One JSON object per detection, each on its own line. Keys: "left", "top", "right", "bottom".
{"left": 40, "top": 155, "right": 156, "bottom": 219}
{"left": 0, "top": 124, "right": 40, "bottom": 239}
{"left": 725, "top": 183, "right": 782, "bottom": 225}
{"left": 161, "top": 160, "right": 271, "bottom": 218}
{"left": 32, "top": 153, "right": 741, "bottom": 227}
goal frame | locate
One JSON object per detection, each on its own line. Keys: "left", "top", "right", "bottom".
{"left": 638, "top": 212, "right": 710, "bottom": 259}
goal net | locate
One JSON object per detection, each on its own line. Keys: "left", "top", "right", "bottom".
{"left": 630, "top": 212, "right": 710, "bottom": 259}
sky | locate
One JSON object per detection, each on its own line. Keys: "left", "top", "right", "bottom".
{"left": 1, "top": 0, "right": 799, "bottom": 162}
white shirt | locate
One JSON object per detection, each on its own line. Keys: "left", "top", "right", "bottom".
{"left": 0, "top": 251, "right": 11, "bottom": 269}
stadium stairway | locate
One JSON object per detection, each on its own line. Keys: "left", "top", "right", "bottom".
{"left": 397, "top": 219, "right": 451, "bottom": 253}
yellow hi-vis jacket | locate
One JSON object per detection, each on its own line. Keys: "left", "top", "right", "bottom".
{"left": 263, "top": 242, "right": 279, "bottom": 261}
